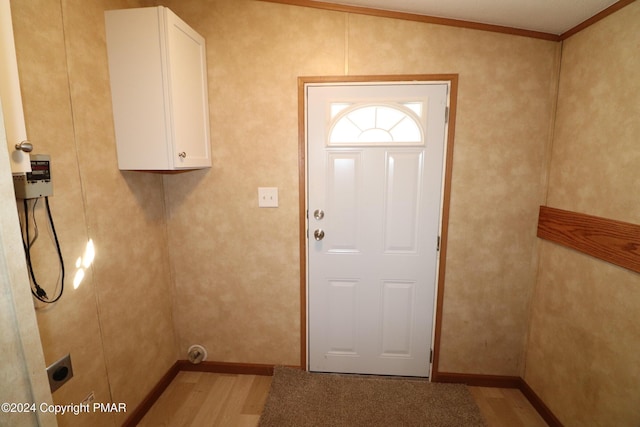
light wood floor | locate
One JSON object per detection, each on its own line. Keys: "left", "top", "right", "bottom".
{"left": 469, "top": 386, "right": 548, "bottom": 427}
{"left": 138, "top": 371, "right": 548, "bottom": 427}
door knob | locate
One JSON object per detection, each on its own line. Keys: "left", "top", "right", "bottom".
{"left": 15, "top": 141, "right": 33, "bottom": 153}
{"left": 313, "top": 229, "right": 325, "bottom": 241}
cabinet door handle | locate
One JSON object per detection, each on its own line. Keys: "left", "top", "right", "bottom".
{"left": 178, "top": 152, "right": 187, "bottom": 159}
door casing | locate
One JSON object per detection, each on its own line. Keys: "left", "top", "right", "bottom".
{"left": 298, "top": 74, "right": 458, "bottom": 379}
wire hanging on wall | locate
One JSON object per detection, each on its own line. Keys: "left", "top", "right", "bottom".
{"left": 21, "top": 197, "right": 65, "bottom": 303}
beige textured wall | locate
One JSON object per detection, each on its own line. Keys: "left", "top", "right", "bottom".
{"left": 525, "top": 2, "right": 640, "bottom": 426}
{"left": 162, "top": 0, "right": 559, "bottom": 375}
{"left": 162, "top": 0, "right": 345, "bottom": 365}
{"left": 11, "top": 0, "right": 177, "bottom": 425}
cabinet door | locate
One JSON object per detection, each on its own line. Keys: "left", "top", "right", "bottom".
{"left": 166, "top": 11, "right": 211, "bottom": 169}
{"left": 106, "top": 8, "right": 170, "bottom": 170}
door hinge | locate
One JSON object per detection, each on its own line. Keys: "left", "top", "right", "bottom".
{"left": 437, "top": 236, "right": 441, "bottom": 251}
{"left": 445, "top": 106, "right": 449, "bottom": 123}
{"left": 430, "top": 349, "right": 433, "bottom": 363}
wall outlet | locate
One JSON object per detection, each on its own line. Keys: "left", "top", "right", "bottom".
{"left": 258, "top": 187, "right": 278, "bottom": 208}
{"left": 46, "top": 353, "right": 73, "bottom": 393}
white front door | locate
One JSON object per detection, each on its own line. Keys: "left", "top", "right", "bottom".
{"left": 307, "top": 82, "right": 449, "bottom": 377}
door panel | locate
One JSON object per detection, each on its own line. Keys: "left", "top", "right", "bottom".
{"left": 384, "top": 151, "right": 424, "bottom": 253}
{"left": 326, "top": 279, "right": 359, "bottom": 355}
{"left": 381, "top": 280, "right": 416, "bottom": 357}
{"left": 326, "top": 152, "right": 361, "bottom": 252}
{"left": 307, "top": 82, "right": 448, "bottom": 377}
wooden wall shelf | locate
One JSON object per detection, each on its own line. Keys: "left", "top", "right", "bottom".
{"left": 537, "top": 206, "right": 640, "bottom": 274}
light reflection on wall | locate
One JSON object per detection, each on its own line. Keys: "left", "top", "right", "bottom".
{"left": 73, "top": 239, "right": 94, "bottom": 289}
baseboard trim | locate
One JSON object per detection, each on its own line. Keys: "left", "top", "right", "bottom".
{"left": 176, "top": 360, "right": 278, "bottom": 376}
{"left": 121, "top": 361, "right": 181, "bottom": 427}
{"left": 433, "top": 371, "right": 562, "bottom": 427}
{"left": 518, "top": 378, "right": 563, "bottom": 427}
{"left": 433, "top": 371, "right": 522, "bottom": 388}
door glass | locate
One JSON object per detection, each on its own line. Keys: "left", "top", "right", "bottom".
{"left": 328, "top": 102, "right": 424, "bottom": 146}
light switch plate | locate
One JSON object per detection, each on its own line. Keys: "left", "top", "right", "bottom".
{"left": 258, "top": 187, "right": 278, "bottom": 208}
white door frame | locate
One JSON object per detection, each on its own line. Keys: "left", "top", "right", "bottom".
{"left": 298, "top": 75, "right": 458, "bottom": 380}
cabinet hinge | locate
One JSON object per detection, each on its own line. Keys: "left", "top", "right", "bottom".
{"left": 437, "top": 236, "right": 441, "bottom": 251}
{"left": 430, "top": 349, "right": 433, "bottom": 363}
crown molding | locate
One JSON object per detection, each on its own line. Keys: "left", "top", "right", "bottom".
{"left": 258, "top": 0, "right": 560, "bottom": 41}
{"left": 259, "top": 0, "right": 637, "bottom": 41}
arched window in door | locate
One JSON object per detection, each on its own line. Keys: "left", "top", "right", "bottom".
{"left": 328, "top": 102, "right": 424, "bottom": 146}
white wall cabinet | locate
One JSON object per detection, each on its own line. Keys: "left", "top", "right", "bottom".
{"left": 105, "top": 6, "right": 211, "bottom": 170}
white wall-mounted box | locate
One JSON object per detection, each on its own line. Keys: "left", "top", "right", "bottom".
{"left": 105, "top": 6, "right": 211, "bottom": 171}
